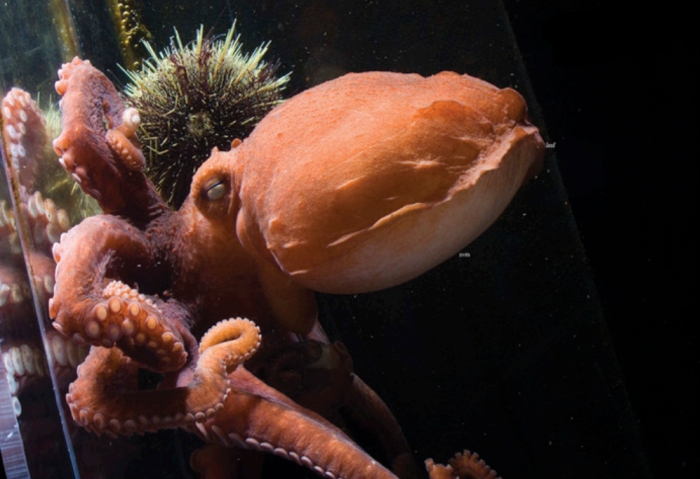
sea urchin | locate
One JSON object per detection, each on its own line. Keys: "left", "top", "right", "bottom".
{"left": 122, "top": 23, "right": 290, "bottom": 208}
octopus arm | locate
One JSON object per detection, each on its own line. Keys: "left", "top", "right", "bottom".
{"left": 53, "top": 58, "right": 166, "bottom": 223}
{"left": 426, "top": 450, "right": 502, "bottom": 479}
{"left": 343, "top": 374, "right": 422, "bottom": 478}
{"left": 50, "top": 215, "right": 189, "bottom": 372}
{"left": 66, "top": 318, "right": 260, "bottom": 436}
{"left": 197, "top": 367, "right": 402, "bottom": 479}
{"left": 254, "top": 248, "right": 319, "bottom": 334}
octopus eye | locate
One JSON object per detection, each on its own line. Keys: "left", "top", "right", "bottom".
{"left": 204, "top": 179, "right": 226, "bottom": 200}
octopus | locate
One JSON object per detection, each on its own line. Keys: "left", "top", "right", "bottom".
{"left": 47, "top": 57, "right": 544, "bottom": 478}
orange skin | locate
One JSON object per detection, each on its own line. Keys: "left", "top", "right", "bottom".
{"left": 49, "top": 57, "right": 542, "bottom": 478}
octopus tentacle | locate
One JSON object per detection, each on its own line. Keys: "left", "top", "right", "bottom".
{"left": 343, "top": 373, "right": 422, "bottom": 479}
{"left": 66, "top": 318, "right": 260, "bottom": 437}
{"left": 191, "top": 318, "right": 262, "bottom": 419}
{"left": 44, "top": 330, "right": 88, "bottom": 371}
{"left": 195, "top": 367, "right": 400, "bottom": 479}
{"left": 50, "top": 215, "right": 188, "bottom": 372}
{"left": 425, "top": 450, "right": 501, "bottom": 479}
{"left": 53, "top": 57, "right": 166, "bottom": 223}
{"left": 105, "top": 107, "right": 146, "bottom": 172}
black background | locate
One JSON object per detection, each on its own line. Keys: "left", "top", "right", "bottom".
{"left": 503, "top": 1, "right": 696, "bottom": 477}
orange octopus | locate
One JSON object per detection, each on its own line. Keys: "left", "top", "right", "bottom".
{"left": 47, "top": 57, "right": 544, "bottom": 478}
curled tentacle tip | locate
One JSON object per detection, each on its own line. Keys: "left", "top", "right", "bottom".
{"left": 199, "top": 317, "right": 262, "bottom": 354}
{"left": 436, "top": 449, "right": 501, "bottom": 479}
{"left": 121, "top": 108, "right": 140, "bottom": 134}
{"left": 425, "top": 459, "right": 456, "bottom": 479}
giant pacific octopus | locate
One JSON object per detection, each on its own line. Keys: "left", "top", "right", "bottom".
{"left": 48, "top": 57, "right": 544, "bottom": 478}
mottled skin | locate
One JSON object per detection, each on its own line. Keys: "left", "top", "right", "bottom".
{"left": 49, "top": 57, "right": 542, "bottom": 478}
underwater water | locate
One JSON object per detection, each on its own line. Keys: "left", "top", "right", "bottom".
{"left": 0, "top": 1, "right": 652, "bottom": 479}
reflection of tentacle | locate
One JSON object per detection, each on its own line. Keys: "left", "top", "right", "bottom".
{"left": 426, "top": 450, "right": 501, "bottom": 479}
{"left": 53, "top": 57, "right": 166, "bottom": 223}
{"left": 44, "top": 330, "right": 88, "bottom": 371}
{"left": 2, "top": 87, "right": 46, "bottom": 190}
{"left": 0, "top": 264, "right": 29, "bottom": 310}
{"left": 0, "top": 200, "right": 20, "bottom": 256}
{"left": 66, "top": 318, "right": 260, "bottom": 436}
{"left": 27, "top": 251, "right": 56, "bottom": 302}
{"left": 2, "top": 344, "right": 46, "bottom": 381}
{"left": 23, "top": 190, "right": 71, "bottom": 249}
{"left": 50, "top": 215, "right": 188, "bottom": 372}
{"left": 2, "top": 341, "right": 49, "bottom": 418}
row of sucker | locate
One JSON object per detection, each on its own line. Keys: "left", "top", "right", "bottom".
{"left": 195, "top": 426, "right": 355, "bottom": 479}
{"left": 425, "top": 450, "right": 501, "bottom": 479}
{"left": 104, "top": 108, "right": 146, "bottom": 171}
{"left": 52, "top": 58, "right": 101, "bottom": 199}
{"left": 2, "top": 344, "right": 45, "bottom": 418}
{"left": 55, "top": 279, "right": 187, "bottom": 371}
{"left": 0, "top": 269, "right": 28, "bottom": 308}
{"left": 1, "top": 334, "right": 87, "bottom": 418}
{"left": 25, "top": 190, "right": 70, "bottom": 247}
{"left": 65, "top": 318, "right": 260, "bottom": 437}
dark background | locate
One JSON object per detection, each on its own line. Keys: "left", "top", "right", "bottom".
{"left": 503, "top": 0, "right": 696, "bottom": 477}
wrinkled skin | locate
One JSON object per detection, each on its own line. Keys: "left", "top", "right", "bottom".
{"left": 49, "top": 57, "right": 543, "bottom": 478}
